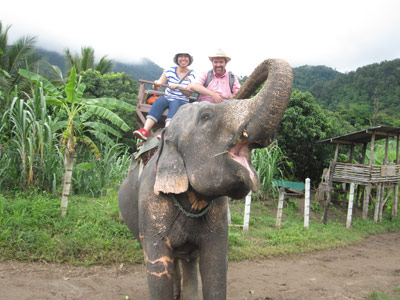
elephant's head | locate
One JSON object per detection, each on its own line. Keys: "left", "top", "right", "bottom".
{"left": 154, "top": 59, "right": 293, "bottom": 200}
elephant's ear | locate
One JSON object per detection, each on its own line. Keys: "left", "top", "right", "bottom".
{"left": 154, "top": 136, "right": 188, "bottom": 195}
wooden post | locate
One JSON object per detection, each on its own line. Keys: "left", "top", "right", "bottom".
{"left": 394, "top": 135, "right": 400, "bottom": 218}
{"left": 323, "top": 145, "right": 339, "bottom": 225}
{"left": 333, "top": 143, "right": 339, "bottom": 162}
{"left": 243, "top": 192, "right": 251, "bottom": 231}
{"left": 346, "top": 183, "right": 355, "bottom": 229}
{"left": 304, "top": 178, "right": 310, "bottom": 228}
{"left": 276, "top": 188, "right": 285, "bottom": 228}
{"left": 369, "top": 132, "right": 376, "bottom": 166}
{"left": 363, "top": 185, "right": 371, "bottom": 220}
{"left": 393, "top": 184, "right": 399, "bottom": 218}
{"left": 323, "top": 162, "right": 336, "bottom": 225}
{"left": 357, "top": 143, "right": 368, "bottom": 207}
{"left": 379, "top": 187, "right": 392, "bottom": 221}
{"left": 363, "top": 132, "right": 376, "bottom": 220}
{"left": 227, "top": 199, "right": 231, "bottom": 225}
{"left": 374, "top": 184, "right": 382, "bottom": 222}
{"left": 384, "top": 133, "right": 389, "bottom": 164}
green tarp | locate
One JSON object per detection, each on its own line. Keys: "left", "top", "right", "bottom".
{"left": 273, "top": 180, "right": 305, "bottom": 192}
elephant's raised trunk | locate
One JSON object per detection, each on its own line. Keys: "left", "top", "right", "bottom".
{"left": 230, "top": 59, "right": 293, "bottom": 147}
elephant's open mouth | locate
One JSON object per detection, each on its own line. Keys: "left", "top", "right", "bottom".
{"left": 228, "top": 141, "right": 259, "bottom": 192}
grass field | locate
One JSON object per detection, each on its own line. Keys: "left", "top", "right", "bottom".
{"left": 1, "top": 191, "right": 400, "bottom": 266}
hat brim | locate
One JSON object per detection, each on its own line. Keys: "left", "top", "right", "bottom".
{"left": 174, "top": 53, "right": 193, "bottom": 66}
{"left": 209, "top": 56, "right": 231, "bottom": 62}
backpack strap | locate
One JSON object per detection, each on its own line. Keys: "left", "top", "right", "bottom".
{"left": 228, "top": 71, "right": 235, "bottom": 93}
{"left": 203, "top": 70, "right": 213, "bottom": 88}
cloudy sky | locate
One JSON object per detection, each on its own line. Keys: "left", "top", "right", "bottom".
{"left": 2, "top": 0, "right": 400, "bottom": 77}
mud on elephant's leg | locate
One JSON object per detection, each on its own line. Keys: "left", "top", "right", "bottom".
{"left": 143, "top": 239, "right": 175, "bottom": 299}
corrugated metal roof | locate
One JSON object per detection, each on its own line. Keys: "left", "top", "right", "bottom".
{"left": 319, "top": 126, "right": 400, "bottom": 145}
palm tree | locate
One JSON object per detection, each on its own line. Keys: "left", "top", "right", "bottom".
{"left": 19, "top": 66, "right": 135, "bottom": 216}
{"left": 64, "top": 46, "right": 113, "bottom": 75}
{"left": 0, "top": 21, "right": 41, "bottom": 93}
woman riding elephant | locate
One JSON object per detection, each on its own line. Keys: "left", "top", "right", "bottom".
{"left": 133, "top": 52, "right": 197, "bottom": 141}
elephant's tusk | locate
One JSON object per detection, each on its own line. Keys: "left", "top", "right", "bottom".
{"left": 210, "top": 151, "right": 229, "bottom": 158}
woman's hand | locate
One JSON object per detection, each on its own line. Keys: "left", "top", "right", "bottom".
{"left": 152, "top": 80, "right": 162, "bottom": 90}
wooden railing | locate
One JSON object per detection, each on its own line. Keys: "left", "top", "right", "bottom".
{"left": 332, "top": 162, "right": 400, "bottom": 184}
{"left": 136, "top": 79, "right": 198, "bottom": 127}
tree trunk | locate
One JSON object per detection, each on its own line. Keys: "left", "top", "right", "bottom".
{"left": 60, "top": 151, "right": 75, "bottom": 217}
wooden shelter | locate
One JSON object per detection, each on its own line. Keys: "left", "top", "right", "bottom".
{"left": 318, "top": 126, "right": 400, "bottom": 224}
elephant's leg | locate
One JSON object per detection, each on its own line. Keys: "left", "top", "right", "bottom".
{"left": 144, "top": 240, "right": 175, "bottom": 300}
{"left": 173, "top": 258, "right": 182, "bottom": 300}
{"left": 199, "top": 241, "right": 228, "bottom": 300}
{"left": 181, "top": 256, "right": 199, "bottom": 300}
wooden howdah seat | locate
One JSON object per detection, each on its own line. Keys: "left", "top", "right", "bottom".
{"left": 136, "top": 79, "right": 198, "bottom": 128}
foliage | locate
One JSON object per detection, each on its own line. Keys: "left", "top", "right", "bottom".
{"left": 64, "top": 46, "right": 113, "bottom": 75}
{"left": 72, "top": 144, "right": 131, "bottom": 196}
{"left": 252, "top": 141, "right": 293, "bottom": 199}
{"left": 80, "top": 69, "right": 139, "bottom": 149}
{"left": 0, "top": 21, "right": 42, "bottom": 94}
{"left": 1, "top": 193, "right": 400, "bottom": 265}
{"left": 277, "top": 89, "right": 354, "bottom": 185}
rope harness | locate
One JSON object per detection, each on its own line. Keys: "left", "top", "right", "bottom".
{"left": 170, "top": 195, "right": 211, "bottom": 218}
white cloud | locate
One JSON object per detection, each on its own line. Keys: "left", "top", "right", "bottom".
{"left": 2, "top": 0, "right": 400, "bottom": 76}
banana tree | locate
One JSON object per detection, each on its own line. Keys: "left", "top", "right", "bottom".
{"left": 19, "top": 67, "right": 135, "bottom": 216}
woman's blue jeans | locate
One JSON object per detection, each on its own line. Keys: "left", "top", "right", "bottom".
{"left": 146, "top": 97, "right": 188, "bottom": 122}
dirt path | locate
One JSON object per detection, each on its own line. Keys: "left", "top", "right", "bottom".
{"left": 1, "top": 232, "right": 400, "bottom": 300}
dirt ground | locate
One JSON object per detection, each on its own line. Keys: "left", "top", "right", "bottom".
{"left": 1, "top": 231, "right": 400, "bottom": 300}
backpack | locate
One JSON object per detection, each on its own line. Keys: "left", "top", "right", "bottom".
{"left": 203, "top": 70, "right": 235, "bottom": 93}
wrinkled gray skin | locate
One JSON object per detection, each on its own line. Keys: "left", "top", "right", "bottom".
{"left": 119, "top": 59, "right": 293, "bottom": 300}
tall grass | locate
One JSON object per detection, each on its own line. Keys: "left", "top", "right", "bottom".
{"left": 1, "top": 85, "right": 63, "bottom": 192}
{"left": 72, "top": 144, "right": 131, "bottom": 196}
{"left": 252, "top": 141, "right": 293, "bottom": 199}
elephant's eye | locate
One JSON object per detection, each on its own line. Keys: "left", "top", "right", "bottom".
{"left": 200, "top": 112, "right": 212, "bottom": 121}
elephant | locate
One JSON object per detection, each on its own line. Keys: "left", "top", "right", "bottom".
{"left": 118, "top": 59, "right": 293, "bottom": 300}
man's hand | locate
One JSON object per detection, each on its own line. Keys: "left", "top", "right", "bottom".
{"left": 211, "top": 93, "right": 225, "bottom": 103}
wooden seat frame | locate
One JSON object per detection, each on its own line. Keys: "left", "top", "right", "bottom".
{"left": 136, "top": 79, "right": 198, "bottom": 128}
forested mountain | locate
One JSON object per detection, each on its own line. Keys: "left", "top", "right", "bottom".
{"left": 308, "top": 59, "right": 400, "bottom": 128}
{"left": 36, "top": 48, "right": 163, "bottom": 81}
{"left": 36, "top": 48, "right": 65, "bottom": 71}
{"left": 293, "top": 65, "right": 342, "bottom": 92}
{"left": 291, "top": 60, "right": 400, "bottom": 128}
{"left": 113, "top": 59, "right": 162, "bottom": 81}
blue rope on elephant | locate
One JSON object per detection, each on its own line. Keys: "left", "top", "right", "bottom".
{"left": 170, "top": 195, "right": 211, "bottom": 218}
